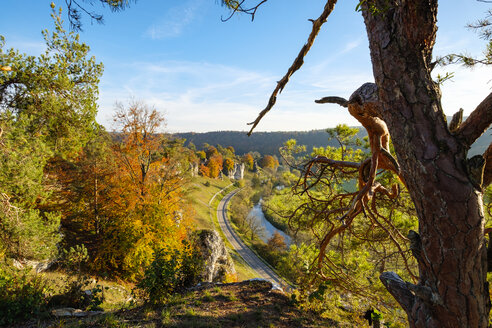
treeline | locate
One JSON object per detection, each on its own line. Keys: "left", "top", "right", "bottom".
{"left": 175, "top": 124, "right": 491, "bottom": 157}
{"left": 175, "top": 130, "right": 366, "bottom": 156}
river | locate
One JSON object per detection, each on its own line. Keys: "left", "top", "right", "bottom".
{"left": 248, "top": 201, "right": 292, "bottom": 246}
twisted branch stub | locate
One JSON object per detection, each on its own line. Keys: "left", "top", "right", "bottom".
{"left": 314, "top": 83, "right": 403, "bottom": 223}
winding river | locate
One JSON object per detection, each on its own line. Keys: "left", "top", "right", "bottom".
{"left": 248, "top": 201, "right": 292, "bottom": 246}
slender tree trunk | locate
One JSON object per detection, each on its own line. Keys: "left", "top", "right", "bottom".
{"left": 362, "top": 1, "right": 490, "bottom": 326}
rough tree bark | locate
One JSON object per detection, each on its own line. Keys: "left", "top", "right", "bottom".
{"left": 362, "top": 1, "right": 492, "bottom": 327}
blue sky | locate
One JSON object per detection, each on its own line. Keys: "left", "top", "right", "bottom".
{"left": 1, "top": 0, "right": 492, "bottom": 132}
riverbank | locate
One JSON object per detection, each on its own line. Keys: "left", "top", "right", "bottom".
{"left": 248, "top": 201, "right": 292, "bottom": 246}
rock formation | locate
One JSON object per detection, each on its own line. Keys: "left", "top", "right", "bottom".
{"left": 233, "top": 163, "right": 245, "bottom": 180}
{"left": 189, "top": 162, "right": 199, "bottom": 177}
{"left": 196, "top": 229, "right": 235, "bottom": 283}
{"left": 225, "top": 162, "right": 245, "bottom": 180}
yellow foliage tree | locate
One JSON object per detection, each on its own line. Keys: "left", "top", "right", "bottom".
{"left": 92, "top": 100, "right": 193, "bottom": 280}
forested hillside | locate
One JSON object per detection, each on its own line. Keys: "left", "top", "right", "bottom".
{"left": 176, "top": 130, "right": 367, "bottom": 155}
{"left": 176, "top": 126, "right": 491, "bottom": 156}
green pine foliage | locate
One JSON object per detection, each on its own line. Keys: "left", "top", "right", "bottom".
{"left": 0, "top": 205, "right": 61, "bottom": 261}
{"left": 0, "top": 7, "right": 103, "bottom": 263}
{"left": 255, "top": 126, "right": 415, "bottom": 325}
{"left": 0, "top": 8, "right": 103, "bottom": 159}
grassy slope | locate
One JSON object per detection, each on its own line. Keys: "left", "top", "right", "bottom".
{"left": 41, "top": 271, "right": 133, "bottom": 312}
{"left": 185, "top": 176, "right": 257, "bottom": 281}
{"left": 18, "top": 280, "right": 342, "bottom": 328}
{"left": 185, "top": 176, "right": 233, "bottom": 230}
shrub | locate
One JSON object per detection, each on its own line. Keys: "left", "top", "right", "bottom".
{"left": 62, "top": 244, "right": 89, "bottom": 274}
{"left": 0, "top": 203, "right": 61, "bottom": 261}
{"left": 233, "top": 179, "right": 245, "bottom": 188}
{"left": 137, "top": 240, "right": 203, "bottom": 305}
{"left": 52, "top": 244, "right": 104, "bottom": 311}
{"left": 49, "top": 276, "right": 104, "bottom": 311}
{"left": 0, "top": 266, "right": 49, "bottom": 325}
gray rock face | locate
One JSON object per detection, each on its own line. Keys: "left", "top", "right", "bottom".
{"left": 190, "top": 162, "right": 199, "bottom": 177}
{"left": 196, "top": 229, "right": 235, "bottom": 282}
{"left": 234, "top": 163, "right": 245, "bottom": 180}
{"left": 226, "top": 163, "right": 245, "bottom": 180}
{"left": 12, "top": 258, "right": 53, "bottom": 273}
{"left": 226, "top": 166, "right": 236, "bottom": 179}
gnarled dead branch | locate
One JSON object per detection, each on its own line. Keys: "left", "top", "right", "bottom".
{"left": 247, "top": 0, "right": 338, "bottom": 135}
{"left": 282, "top": 82, "right": 416, "bottom": 297}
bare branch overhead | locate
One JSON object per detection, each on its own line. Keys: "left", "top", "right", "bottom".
{"left": 221, "top": 0, "right": 268, "bottom": 22}
{"left": 246, "top": 0, "right": 338, "bottom": 136}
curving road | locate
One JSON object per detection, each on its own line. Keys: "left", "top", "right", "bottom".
{"left": 217, "top": 189, "right": 288, "bottom": 289}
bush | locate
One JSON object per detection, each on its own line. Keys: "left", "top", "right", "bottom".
{"left": 137, "top": 240, "right": 203, "bottom": 305}
{"left": 52, "top": 277, "right": 104, "bottom": 311}
{"left": 0, "top": 203, "right": 61, "bottom": 261}
{"left": 50, "top": 244, "right": 104, "bottom": 311}
{"left": 0, "top": 266, "right": 49, "bottom": 325}
{"left": 62, "top": 244, "right": 89, "bottom": 274}
{"left": 233, "top": 179, "right": 245, "bottom": 188}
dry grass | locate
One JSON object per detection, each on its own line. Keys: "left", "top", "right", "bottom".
{"left": 16, "top": 280, "right": 338, "bottom": 328}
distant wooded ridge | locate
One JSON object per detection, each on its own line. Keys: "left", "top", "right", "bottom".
{"left": 174, "top": 125, "right": 491, "bottom": 157}
{"left": 174, "top": 130, "right": 357, "bottom": 156}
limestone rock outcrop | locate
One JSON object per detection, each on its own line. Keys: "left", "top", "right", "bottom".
{"left": 12, "top": 258, "right": 53, "bottom": 273}
{"left": 225, "top": 163, "right": 245, "bottom": 180}
{"left": 190, "top": 162, "right": 199, "bottom": 177}
{"left": 234, "top": 163, "right": 245, "bottom": 180}
{"left": 196, "top": 229, "right": 235, "bottom": 282}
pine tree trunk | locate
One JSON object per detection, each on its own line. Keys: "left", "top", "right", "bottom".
{"left": 362, "top": 1, "right": 490, "bottom": 326}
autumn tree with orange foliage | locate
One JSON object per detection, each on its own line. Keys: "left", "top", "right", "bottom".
{"left": 199, "top": 163, "right": 211, "bottom": 177}
{"left": 91, "top": 100, "right": 193, "bottom": 279}
{"left": 223, "top": 158, "right": 235, "bottom": 173}
{"left": 259, "top": 155, "right": 279, "bottom": 170}
{"left": 241, "top": 153, "right": 254, "bottom": 171}
{"left": 207, "top": 154, "right": 223, "bottom": 178}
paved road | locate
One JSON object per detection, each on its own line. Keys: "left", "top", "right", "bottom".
{"left": 217, "top": 189, "right": 287, "bottom": 289}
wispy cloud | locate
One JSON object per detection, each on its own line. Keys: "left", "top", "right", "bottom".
{"left": 97, "top": 60, "right": 278, "bottom": 132}
{"left": 97, "top": 58, "right": 363, "bottom": 133}
{"left": 307, "top": 38, "right": 364, "bottom": 74}
{"left": 145, "top": 0, "right": 203, "bottom": 39}
{"left": 97, "top": 50, "right": 492, "bottom": 133}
